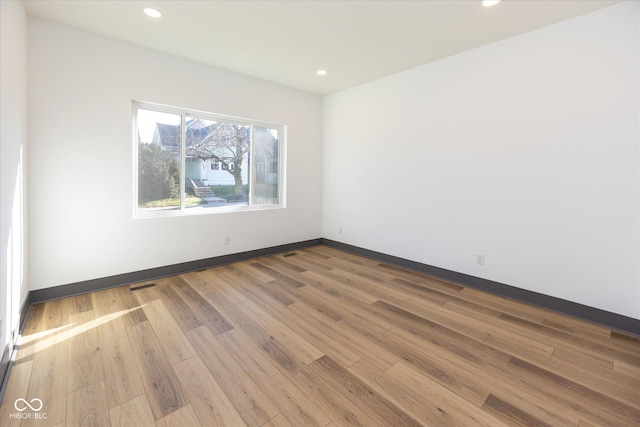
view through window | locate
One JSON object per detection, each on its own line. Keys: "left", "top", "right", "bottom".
{"left": 135, "top": 103, "right": 283, "bottom": 215}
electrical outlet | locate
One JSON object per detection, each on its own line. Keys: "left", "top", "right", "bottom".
{"left": 477, "top": 255, "right": 485, "bottom": 265}
{"left": 224, "top": 236, "right": 231, "bottom": 245}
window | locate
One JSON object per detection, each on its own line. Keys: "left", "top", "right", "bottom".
{"left": 134, "top": 102, "right": 284, "bottom": 215}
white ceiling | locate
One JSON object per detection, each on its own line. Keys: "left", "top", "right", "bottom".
{"left": 24, "top": 0, "right": 621, "bottom": 95}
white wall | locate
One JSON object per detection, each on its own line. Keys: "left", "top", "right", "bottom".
{"left": 1, "top": 0, "right": 29, "bottom": 356}
{"left": 28, "top": 18, "right": 323, "bottom": 290}
{"left": 323, "top": 1, "right": 639, "bottom": 319}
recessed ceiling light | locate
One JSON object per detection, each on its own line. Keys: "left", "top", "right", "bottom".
{"left": 144, "top": 7, "right": 162, "bottom": 18}
{"left": 482, "top": 0, "right": 501, "bottom": 6}
{"left": 317, "top": 70, "right": 328, "bottom": 76}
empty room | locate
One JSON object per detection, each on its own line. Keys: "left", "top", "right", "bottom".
{"left": 1, "top": 0, "right": 638, "bottom": 426}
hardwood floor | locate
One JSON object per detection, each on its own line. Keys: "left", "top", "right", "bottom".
{"left": 1, "top": 245, "right": 638, "bottom": 426}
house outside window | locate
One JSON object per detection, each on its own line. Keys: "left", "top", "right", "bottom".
{"left": 134, "top": 101, "right": 284, "bottom": 215}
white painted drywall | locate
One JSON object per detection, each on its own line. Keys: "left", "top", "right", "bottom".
{"left": 27, "top": 18, "right": 323, "bottom": 290}
{"left": 1, "top": 0, "right": 29, "bottom": 355}
{"left": 323, "top": 1, "right": 639, "bottom": 319}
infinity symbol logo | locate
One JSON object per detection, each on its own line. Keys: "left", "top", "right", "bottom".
{"left": 14, "top": 398, "right": 43, "bottom": 412}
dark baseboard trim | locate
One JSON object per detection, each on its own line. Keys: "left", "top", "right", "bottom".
{"left": 322, "top": 239, "right": 640, "bottom": 337}
{"left": 29, "top": 238, "right": 323, "bottom": 304}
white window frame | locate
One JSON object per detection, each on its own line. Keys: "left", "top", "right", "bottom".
{"left": 133, "top": 101, "right": 286, "bottom": 218}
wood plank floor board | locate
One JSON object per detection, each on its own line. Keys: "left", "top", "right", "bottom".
{"left": 260, "top": 413, "right": 293, "bottom": 427}
{"left": 92, "top": 288, "right": 126, "bottom": 319}
{"left": 185, "top": 326, "right": 279, "bottom": 427}
{"left": 287, "top": 301, "right": 399, "bottom": 372}
{"left": 444, "top": 303, "right": 544, "bottom": 362}
{"left": 348, "top": 359, "right": 468, "bottom": 427}
{"left": 440, "top": 300, "right": 559, "bottom": 360}
{"left": 154, "top": 404, "right": 200, "bottom": 427}
{"left": 141, "top": 299, "right": 198, "bottom": 366}
{"left": 507, "top": 356, "right": 640, "bottom": 426}
{"left": 256, "top": 264, "right": 336, "bottom": 292}
{"left": 613, "top": 357, "right": 640, "bottom": 379}
{"left": 66, "top": 293, "right": 94, "bottom": 315}
{"left": 309, "top": 355, "right": 423, "bottom": 427}
{"left": 526, "top": 346, "right": 639, "bottom": 406}
{"left": 541, "top": 315, "right": 612, "bottom": 342}
{"left": 499, "top": 312, "right": 640, "bottom": 362}
{"left": 125, "top": 321, "right": 188, "bottom": 420}
{"left": 173, "top": 356, "right": 245, "bottom": 427}
{"left": 256, "top": 338, "right": 377, "bottom": 426}
{"left": 368, "top": 324, "right": 492, "bottom": 407}
{"left": 154, "top": 280, "right": 204, "bottom": 331}
{"left": 382, "top": 298, "right": 491, "bottom": 342}
{"left": 109, "top": 394, "right": 156, "bottom": 427}
{"left": 610, "top": 330, "right": 640, "bottom": 348}
{"left": 374, "top": 261, "right": 464, "bottom": 291}
{"left": 216, "top": 329, "right": 330, "bottom": 427}
{"left": 385, "top": 342, "right": 583, "bottom": 427}
{"left": 248, "top": 263, "right": 306, "bottom": 289}
{"left": 384, "top": 322, "right": 625, "bottom": 427}
{"left": 254, "top": 281, "right": 297, "bottom": 306}
{"left": 551, "top": 346, "right": 614, "bottom": 372}
{"left": 66, "top": 381, "right": 110, "bottom": 427}
{"left": 481, "top": 393, "right": 556, "bottom": 427}
{"left": 67, "top": 311, "right": 104, "bottom": 393}
{"left": 259, "top": 300, "right": 361, "bottom": 368}
{"left": 2, "top": 245, "right": 638, "bottom": 427}
{"left": 458, "top": 287, "right": 549, "bottom": 324}
{"left": 209, "top": 267, "right": 281, "bottom": 308}
{"left": 180, "top": 269, "right": 246, "bottom": 304}
{"left": 442, "top": 297, "right": 503, "bottom": 319}
{"left": 288, "top": 286, "right": 345, "bottom": 323}
{"left": 225, "top": 262, "right": 275, "bottom": 285}
{"left": 277, "top": 251, "right": 337, "bottom": 272}
{"left": 380, "top": 360, "right": 515, "bottom": 427}
{"left": 326, "top": 268, "right": 412, "bottom": 303}
{"left": 388, "top": 324, "right": 626, "bottom": 427}
{"left": 387, "top": 276, "right": 453, "bottom": 304}
{"left": 370, "top": 300, "right": 497, "bottom": 358}
{"left": 301, "top": 269, "right": 379, "bottom": 305}
{"left": 256, "top": 255, "right": 308, "bottom": 274}
{"left": 295, "top": 284, "right": 393, "bottom": 334}
{"left": 234, "top": 298, "right": 324, "bottom": 365}
{"left": 371, "top": 301, "right": 513, "bottom": 370}
{"left": 96, "top": 315, "right": 145, "bottom": 410}
{"left": 198, "top": 290, "right": 272, "bottom": 347}
{"left": 393, "top": 358, "right": 582, "bottom": 427}
{"left": 171, "top": 276, "right": 234, "bottom": 335}
{"left": 301, "top": 253, "right": 397, "bottom": 282}
{"left": 127, "top": 282, "right": 163, "bottom": 305}
{"left": 116, "top": 285, "right": 149, "bottom": 326}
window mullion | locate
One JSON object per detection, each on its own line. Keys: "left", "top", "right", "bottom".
{"left": 180, "top": 113, "right": 186, "bottom": 211}
{"left": 249, "top": 124, "right": 254, "bottom": 207}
